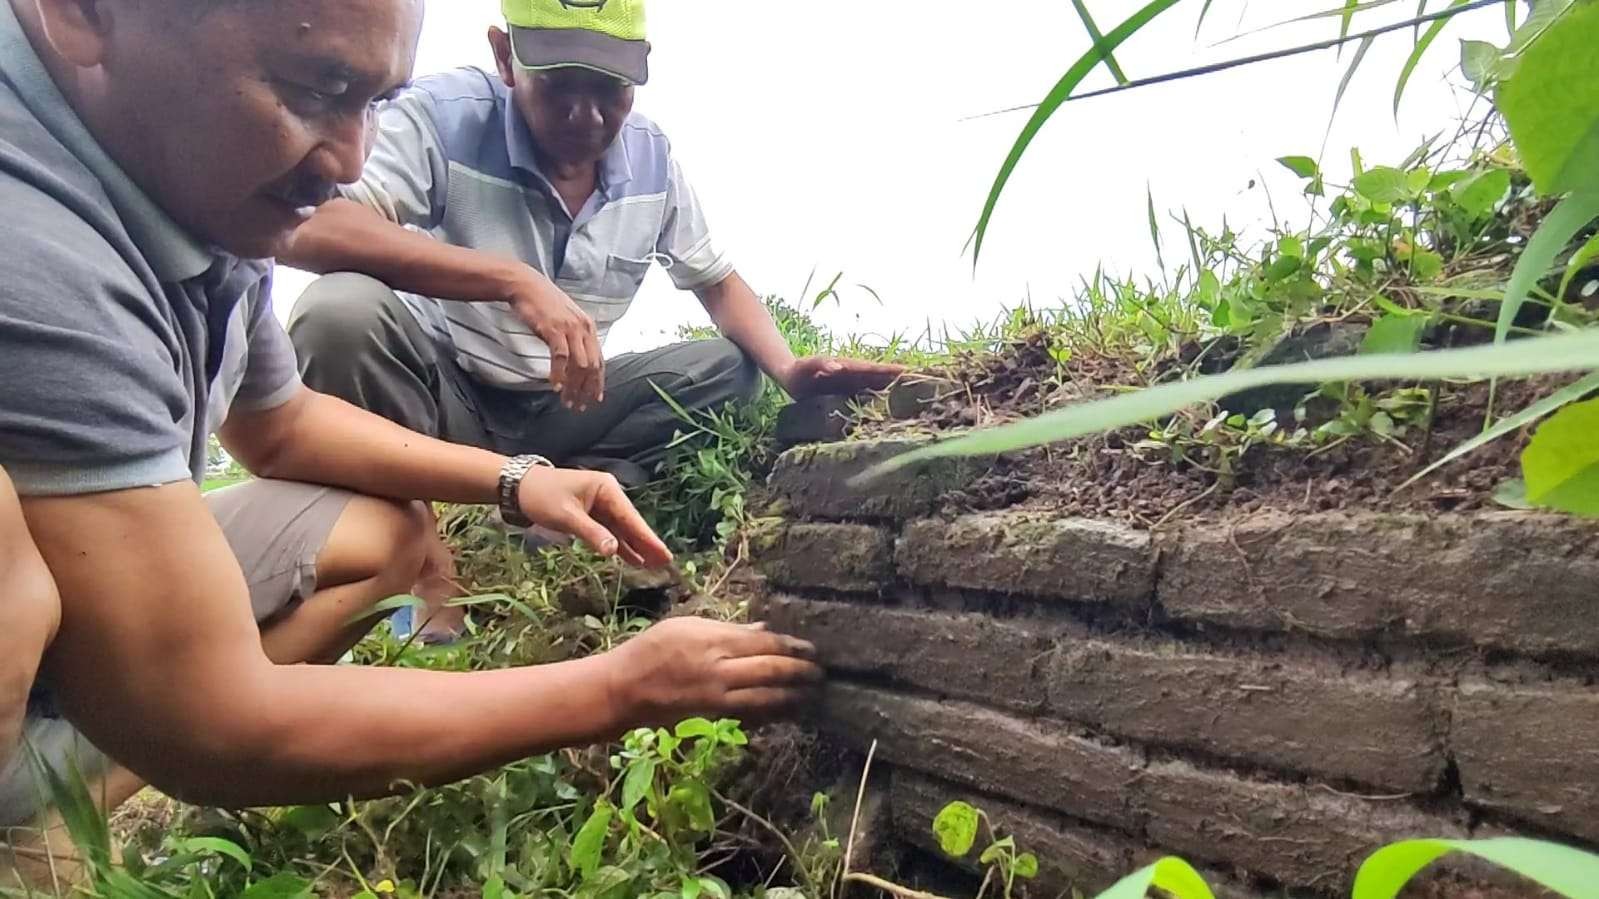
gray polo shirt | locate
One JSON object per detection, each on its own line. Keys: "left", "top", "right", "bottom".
{"left": 0, "top": 2, "right": 301, "bottom": 497}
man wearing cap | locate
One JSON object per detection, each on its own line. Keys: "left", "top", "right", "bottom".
{"left": 283, "top": 0, "right": 903, "bottom": 563}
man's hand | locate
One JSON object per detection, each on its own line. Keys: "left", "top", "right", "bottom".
{"left": 506, "top": 273, "right": 605, "bottom": 410}
{"left": 517, "top": 467, "right": 673, "bottom": 568}
{"left": 604, "top": 618, "right": 822, "bottom": 728}
{"left": 780, "top": 356, "right": 907, "bottom": 399}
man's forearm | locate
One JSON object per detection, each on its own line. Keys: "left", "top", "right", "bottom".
{"left": 697, "top": 273, "right": 797, "bottom": 390}
{"left": 223, "top": 389, "right": 505, "bottom": 506}
{"left": 282, "top": 199, "right": 530, "bottom": 305}
{"left": 168, "top": 655, "right": 631, "bottom": 806}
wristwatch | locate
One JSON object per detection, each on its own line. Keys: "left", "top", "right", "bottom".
{"left": 498, "top": 454, "right": 554, "bottom": 528}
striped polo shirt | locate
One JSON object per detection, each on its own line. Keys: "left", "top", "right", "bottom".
{"left": 340, "top": 66, "right": 733, "bottom": 389}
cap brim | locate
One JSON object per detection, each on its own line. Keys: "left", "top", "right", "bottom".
{"left": 510, "top": 26, "right": 650, "bottom": 85}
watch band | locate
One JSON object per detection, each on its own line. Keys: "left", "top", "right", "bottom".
{"left": 498, "top": 454, "right": 553, "bottom": 528}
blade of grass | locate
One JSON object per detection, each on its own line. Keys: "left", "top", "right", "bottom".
{"left": 1147, "top": 183, "right": 1168, "bottom": 277}
{"left": 1353, "top": 837, "right": 1599, "bottom": 899}
{"left": 1326, "top": 34, "right": 1376, "bottom": 149}
{"left": 962, "top": 0, "right": 1501, "bottom": 124}
{"left": 1496, "top": 191, "right": 1599, "bottom": 344}
{"left": 1394, "top": 0, "right": 1471, "bottom": 116}
{"left": 1093, "top": 857, "right": 1215, "bottom": 899}
{"left": 1504, "top": 0, "right": 1516, "bottom": 34}
{"left": 1070, "top": 0, "right": 1131, "bottom": 84}
{"left": 855, "top": 330, "right": 1599, "bottom": 479}
{"left": 972, "top": 0, "right": 1186, "bottom": 264}
{"left": 1194, "top": 0, "right": 1218, "bottom": 38}
{"left": 1399, "top": 370, "right": 1599, "bottom": 489}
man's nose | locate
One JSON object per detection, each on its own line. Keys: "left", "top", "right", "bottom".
{"left": 307, "top": 111, "right": 372, "bottom": 185}
{"left": 565, "top": 97, "right": 603, "bottom": 129}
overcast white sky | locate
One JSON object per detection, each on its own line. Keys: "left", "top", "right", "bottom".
{"left": 273, "top": 0, "right": 1509, "bottom": 354}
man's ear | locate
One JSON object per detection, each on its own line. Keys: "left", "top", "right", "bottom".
{"left": 32, "top": 0, "right": 114, "bottom": 68}
{"left": 487, "top": 26, "right": 516, "bottom": 89}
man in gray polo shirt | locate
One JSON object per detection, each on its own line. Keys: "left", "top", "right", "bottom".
{"left": 284, "top": 0, "right": 903, "bottom": 490}
{"left": 0, "top": 0, "right": 818, "bottom": 841}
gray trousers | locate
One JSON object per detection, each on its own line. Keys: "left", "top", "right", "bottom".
{"left": 287, "top": 274, "right": 762, "bottom": 487}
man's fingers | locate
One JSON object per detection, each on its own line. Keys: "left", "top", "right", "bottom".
{"left": 720, "top": 685, "right": 819, "bottom": 722}
{"left": 545, "top": 331, "right": 571, "bottom": 396}
{"left": 725, "top": 625, "right": 817, "bottom": 661}
{"left": 582, "top": 331, "right": 606, "bottom": 405}
{"left": 718, "top": 655, "right": 824, "bottom": 691}
{"left": 549, "top": 505, "right": 620, "bottom": 558}
{"left": 591, "top": 483, "right": 673, "bottom": 567}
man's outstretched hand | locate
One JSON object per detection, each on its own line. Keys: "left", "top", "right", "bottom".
{"left": 781, "top": 356, "right": 907, "bottom": 399}
{"left": 605, "top": 618, "right": 822, "bottom": 728}
{"left": 517, "top": 467, "right": 673, "bottom": 568}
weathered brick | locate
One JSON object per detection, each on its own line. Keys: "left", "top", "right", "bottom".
{"left": 890, "top": 769, "right": 1139, "bottom": 895}
{"left": 1453, "top": 682, "right": 1599, "bottom": 843}
{"left": 773, "top": 396, "right": 852, "bottom": 449}
{"left": 899, "top": 512, "right": 1155, "bottom": 605}
{"left": 1158, "top": 512, "right": 1599, "bottom": 656}
{"left": 766, "top": 438, "right": 994, "bottom": 521}
{"left": 1140, "top": 759, "right": 1466, "bottom": 893}
{"left": 754, "top": 523, "right": 894, "bottom": 594}
{"left": 821, "top": 683, "right": 1143, "bottom": 831}
{"left": 754, "top": 595, "right": 1053, "bottom": 712}
{"left": 1046, "top": 639, "right": 1445, "bottom": 792}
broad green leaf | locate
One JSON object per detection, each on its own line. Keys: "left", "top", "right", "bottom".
{"left": 240, "top": 874, "right": 316, "bottom": 899}
{"left": 1495, "top": 191, "right": 1599, "bottom": 345}
{"left": 1354, "top": 166, "right": 1411, "bottom": 203}
{"left": 1496, "top": 0, "right": 1599, "bottom": 195}
{"left": 279, "top": 804, "right": 342, "bottom": 839}
{"left": 857, "top": 330, "right": 1599, "bottom": 477}
{"left": 1014, "top": 852, "right": 1040, "bottom": 879}
{"left": 697, "top": 877, "right": 732, "bottom": 899}
{"left": 1451, "top": 167, "right": 1512, "bottom": 218}
{"left": 1070, "top": 0, "right": 1130, "bottom": 85}
{"left": 1353, "top": 837, "right": 1599, "bottom": 899}
{"left": 1278, "top": 156, "right": 1321, "bottom": 179}
{"left": 980, "top": 836, "right": 1015, "bottom": 865}
{"left": 1506, "top": 0, "right": 1574, "bottom": 53}
{"left": 674, "top": 718, "right": 717, "bottom": 740}
{"left": 483, "top": 876, "right": 506, "bottom": 899}
{"left": 1523, "top": 397, "right": 1599, "bottom": 517}
{"left": 666, "top": 781, "right": 716, "bottom": 834}
{"left": 570, "top": 801, "right": 613, "bottom": 879}
{"left": 1400, "top": 370, "right": 1599, "bottom": 489}
{"left": 1494, "top": 477, "right": 1534, "bottom": 510}
{"left": 176, "top": 837, "right": 252, "bottom": 872}
{"left": 621, "top": 759, "right": 656, "bottom": 814}
{"left": 1395, "top": 0, "right": 1471, "bottom": 116}
{"left": 974, "top": 0, "right": 1185, "bottom": 263}
{"left": 680, "top": 878, "right": 703, "bottom": 899}
{"left": 1362, "top": 314, "right": 1427, "bottom": 355}
{"left": 1459, "top": 38, "right": 1502, "bottom": 87}
{"left": 1557, "top": 232, "right": 1599, "bottom": 300}
{"left": 932, "top": 801, "right": 980, "bottom": 858}
{"left": 1093, "top": 856, "right": 1215, "bottom": 899}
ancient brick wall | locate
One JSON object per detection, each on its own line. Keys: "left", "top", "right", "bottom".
{"left": 751, "top": 438, "right": 1599, "bottom": 898}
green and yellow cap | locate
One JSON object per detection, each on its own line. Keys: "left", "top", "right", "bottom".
{"left": 503, "top": 0, "right": 651, "bottom": 86}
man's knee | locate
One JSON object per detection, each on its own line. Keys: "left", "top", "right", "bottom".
{"left": 699, "top": 339, "right": 763, "bottom": 406}
{"left": 286, "top": 272, "right": 401, "bottom": 366}
{"left": 319, "top": 496, "right": 435, "bottom": 601}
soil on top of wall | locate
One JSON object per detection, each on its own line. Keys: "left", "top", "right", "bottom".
{"left": 845, "top": 328, "right": 1583, "bottom": 529}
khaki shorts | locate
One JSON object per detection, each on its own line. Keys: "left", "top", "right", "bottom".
{"left": 0, "top": 479, "right": 353, "bottom": 829}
